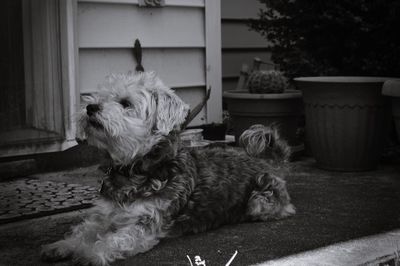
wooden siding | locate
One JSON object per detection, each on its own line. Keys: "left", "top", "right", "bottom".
{"left": 77, "top": 0, "right": 219, "bottom": 125}
{"left": 79, "top": 0, "right": 205, "bottom": 7}
{"left": 78, "top": 3, "right": 205, "bottom": 48}
{"left": 221, "top": 0, "right": 263, "bottom": 19}
{"left": 222, "top": 21, "right": 267, "bottom": 49}
{"left": 175, "top": 86, "right": 206, "bottom": 125}
{"left": 221, "top": 0, "right": 272, "bottom": 92}
{"left": 79, "top": 48, "right": 207, "bottom": 128}
{"left": 79, "top": 48, "right": 206, "bottom": 93}
{"left": 222, "top": 50, "right": 272, "bottom": 78}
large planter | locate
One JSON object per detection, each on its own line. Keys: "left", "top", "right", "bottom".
{"left": 294, "top": 77, "right": 391, "bottom": 171}
{"left": 223, "top": 90, "right": 303, "bottom": 146}
{"left": 382, "top": 79, "right": 400, "bottom": 141}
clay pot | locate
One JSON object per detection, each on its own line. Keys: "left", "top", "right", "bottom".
{"left": 223, "top": 89, "right": 303, "bottom": 146}
{"left": 295, "top": 76, "right": 392, "bottom": 171}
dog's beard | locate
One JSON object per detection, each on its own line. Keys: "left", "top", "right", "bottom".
{"left": 79, "top": 111, "right": 163, "bottom": 165}
{"left": 88, "top": 117, "right": 104, "bottom": 130}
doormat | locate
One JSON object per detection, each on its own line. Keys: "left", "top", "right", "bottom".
{"left": 0, "top": 179, "right": 99, "bottom": 224}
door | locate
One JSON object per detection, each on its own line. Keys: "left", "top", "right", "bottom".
{"left": 0, "top": 0, "right": 78, "bottom": 157}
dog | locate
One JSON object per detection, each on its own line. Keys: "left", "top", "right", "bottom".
{"left": 41, "top": 71, "right": 295, "bottom": 265}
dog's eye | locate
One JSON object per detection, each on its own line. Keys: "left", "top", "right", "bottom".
{"left": 119, "top": 99, "right": 132, "bottom": 108}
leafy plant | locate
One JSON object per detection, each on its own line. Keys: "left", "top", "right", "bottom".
{"left": 249, "top": 0, "right": 400, "bottom": 79}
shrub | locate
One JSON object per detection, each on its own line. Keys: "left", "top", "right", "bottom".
{"left": 249, "top": 0, "right": 400, "bottom": 79}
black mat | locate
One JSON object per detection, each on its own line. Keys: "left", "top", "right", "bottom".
{"left": 0, "top": 179, "right": 98, "bottom": 224}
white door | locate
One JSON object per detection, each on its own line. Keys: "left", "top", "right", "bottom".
{"left": 0, "top": 0, "right": 78, "bottom": 157}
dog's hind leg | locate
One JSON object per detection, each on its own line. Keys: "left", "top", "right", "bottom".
{"left": 246, "top": 173, "right": 295, "bottom": 221}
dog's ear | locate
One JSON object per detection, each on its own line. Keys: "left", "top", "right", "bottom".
{"left": 153, "top": 88, "right": 189, "bottom": 135}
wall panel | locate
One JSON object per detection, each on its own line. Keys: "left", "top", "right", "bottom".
{"left": 221, "top": 0, "right": 270, "bottom": 93}
{"left": 222, "top": 50, "right": 272, "bottom": 78}
{"left": 79, "top": 48, "right": 206, "bottom": 93}
{"left": 222, "top": 22, "right": 268, "bottom": 49}
{"left": 78, "top": 3, "right": 205, "bottom": 48}
{"left": 221, "top": 0, "right": 264, "bottom": 19}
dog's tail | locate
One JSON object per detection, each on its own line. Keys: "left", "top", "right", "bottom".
{"left": 239, "top": 124, "right": 291, "bottom": 163}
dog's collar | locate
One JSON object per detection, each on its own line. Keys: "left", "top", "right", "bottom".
{"left": 107, "top": 165, "right": 130, "bottom": 177}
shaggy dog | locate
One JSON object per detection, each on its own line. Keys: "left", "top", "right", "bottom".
{"left": 41, "top": 71, "right": 295, "bottom": 265}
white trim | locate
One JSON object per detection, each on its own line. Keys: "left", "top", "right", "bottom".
{"left": 78, "top": 0, "right": 205, "bottom": 7}
{"left": 60, "top": 0, "right": 79, "bottom": 142}
{"left": 204, "top": 0, "right": 222, "bottom": 123}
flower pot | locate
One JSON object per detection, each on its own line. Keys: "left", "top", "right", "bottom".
{"left": 294, "top": 77, "right": 392, "bottom": 171}
{"left": 382, "top": 79, "right": 400, "bottom": 141}
{"left": 223, "top": 90, "right": 303, "bottom": 146}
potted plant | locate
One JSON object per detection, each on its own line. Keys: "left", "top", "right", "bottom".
{"left": 201, "top": 123, "right": 227, "bottom": 141}
{"left": 223, "top": 58, "right": 303, "bottom": 147}
{"left": 249, "top": 0, "right": 400, "bottom": 171}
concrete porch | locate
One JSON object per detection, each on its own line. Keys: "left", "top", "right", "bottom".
{"left": 0, "top": 155, "right": 399, "bottom": 266}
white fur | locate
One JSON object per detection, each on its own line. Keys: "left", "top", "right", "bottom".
{"left": 78, "top": 71, "right": 189, "bottom": 165}
{"left": 42, "top": 72, "right": 189, "bottom": 265}
{"left": 43, "top": 198, "right": 171, "bottom": 265}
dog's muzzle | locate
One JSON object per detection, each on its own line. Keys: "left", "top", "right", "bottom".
{"left": 86, "top": 104, "right": 100, "bottom": 116}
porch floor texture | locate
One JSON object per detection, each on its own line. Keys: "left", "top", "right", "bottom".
{"left": 0, "top": 156, "right": 399, "bottom": 266}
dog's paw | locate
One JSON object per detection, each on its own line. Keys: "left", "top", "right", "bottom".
{"left": 41, "top": 241, "right": 73, "bottom": 262}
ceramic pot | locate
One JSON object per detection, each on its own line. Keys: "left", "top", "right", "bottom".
{"left": 223, "top": 90, "right": 303, "bottom": 146}
{"left": 294, "top": 76, "right": 391, "bottom": 171}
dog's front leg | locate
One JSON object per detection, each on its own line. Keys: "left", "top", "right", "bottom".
{"left": 42, "top": 217, "right": 163, "bottom": 266}
{"left": 46, "top": 200, "right": 168, "bottom": 266}
{"left": 76, "top": 200, "right": 171, "bottom": 266}
{"left": 41, "top": 200, "right": 114, "bottom": 264}
{"left": 76, "top": 222, "right": 163, "bottom": 266}
{"left": 41, "top": 219, "right": 110, "bottom": 264}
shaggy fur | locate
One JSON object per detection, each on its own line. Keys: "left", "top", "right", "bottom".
{"left": 41, "top": 71, "right": 295, "bottom": 265}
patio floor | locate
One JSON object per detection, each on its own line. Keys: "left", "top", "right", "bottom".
{"left": 0, "top": 155, "right": 399, "bottom": 265}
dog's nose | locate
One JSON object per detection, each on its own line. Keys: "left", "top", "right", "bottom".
{"left": 86, "top": 104, "right": 100, "bottom": 116}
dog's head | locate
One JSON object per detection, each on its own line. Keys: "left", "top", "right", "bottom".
{"left": 78, "top": 71, "right": 189, "bottom": 165}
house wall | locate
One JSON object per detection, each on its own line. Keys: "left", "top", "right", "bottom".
{"left": 221, "top": 0, "right": 273, "bottom": 92}
{"left": 77, "top": 0, "right": 269, "bottom": 125}
{"left": 77, "top": 0, "right": 220, "bottom": 126}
